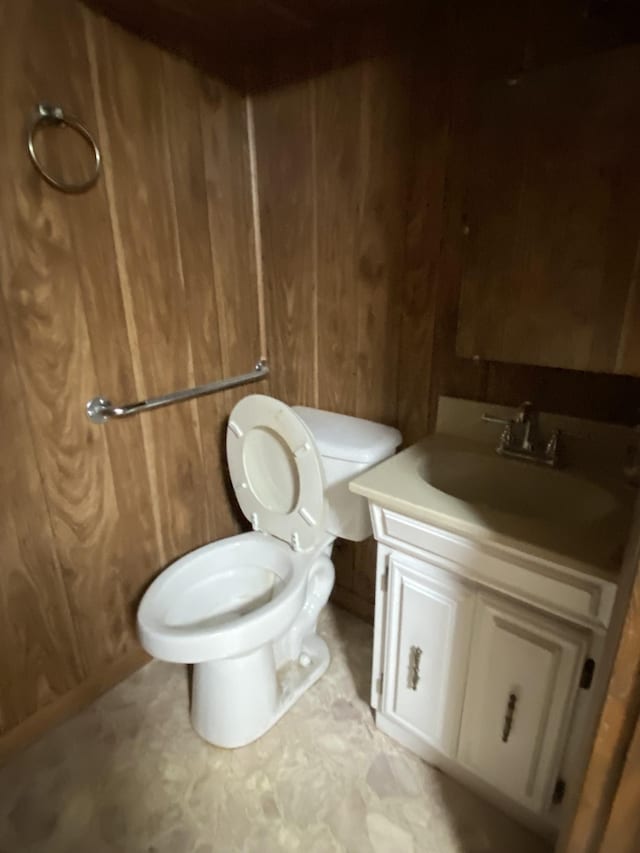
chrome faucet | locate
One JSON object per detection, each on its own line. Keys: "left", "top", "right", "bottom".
{"left": 482, "top": 402, "right": 564, "bottom": 467}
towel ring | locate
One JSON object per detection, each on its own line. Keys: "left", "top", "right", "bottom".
{"left": 27, "top": 103, "right": 101, "bottom": 194}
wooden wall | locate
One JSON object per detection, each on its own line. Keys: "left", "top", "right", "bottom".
{"left": 0, "top": 0, "right": 263, "bottom": 760}
{"left": 560, "top": 541, "right": 640, "bottom": 853}
{"left": 252, "top": 32, "right": 413, "bottom": 617}
{"left": 252, "top": 0, "right": 640, "bottom": 616}
{"left": 4, "top": 0, "right": 640, "bottom": 758}
{"left": 398, "top": 0, "right": 640, "bottom": 446}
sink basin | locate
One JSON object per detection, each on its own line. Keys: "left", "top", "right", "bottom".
{"left": 422, "top": 449, "right": 619, "bottom": 527}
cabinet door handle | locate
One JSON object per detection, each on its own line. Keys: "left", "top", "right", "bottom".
{"left": 502, "top": 692, "right": 518, "bottom": 743}
{"left": 408, "top": 645, "right": 422, "bottom": 690}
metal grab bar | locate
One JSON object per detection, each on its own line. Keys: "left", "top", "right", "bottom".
{"left": 86, "top": 359, "right": 269, "bottom": 424}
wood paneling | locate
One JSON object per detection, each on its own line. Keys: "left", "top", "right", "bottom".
{"left": 4, "top": 0, "right": 640, "bottom": 761}
{"left": 560, "top": 542, "right": 640, "bottom": 853}
{"left": 253, "top": 72, "right": 317, "bottom": 407}
{"left": 87, "top": 15, "right": 212, "bottom": 561}
{"left": 396, "top": 5, "right": 452, "bottom": 447}
{"left": 254, "top": 0, "right": 640, "bottom": 618}
{"left": 0, "top": 0, "right": 261, "bottom": 760}
{"left": 0, "top": 1, "right": 130, "bottom": 689}
{"left": 160, "top": 55, "right": 240, "bottom": 541}
{"left": 600, "top": 693, "right": 640, "bottom": 853}
{"left": 253, "top": 29, "right": 412, "bottom": 609}
{"left": 398, "top": 0, "right": 640, "bottom": 446}
{"left": 0, "top": 290, "right": 83, "bottom": 733}
{"left": 456, "top": 47, "right": 640, "bottom": 375}
{"left": 0, "top": 647, "right": 148, "bottom": 767}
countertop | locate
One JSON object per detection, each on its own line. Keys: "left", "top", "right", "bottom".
{"left": 350, "top": 434, "right": 636, "bottom": 580}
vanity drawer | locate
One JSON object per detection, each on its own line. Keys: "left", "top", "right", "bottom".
{"left": 371, "top": 506, "right": 616, "bottom": 629}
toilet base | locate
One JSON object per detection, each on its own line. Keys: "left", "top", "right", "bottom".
{"left": 190, "top": 634, "right": 330, "bottom": 748}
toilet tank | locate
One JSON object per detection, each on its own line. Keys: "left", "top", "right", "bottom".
{"left": 293, "top": 406, "right": 402, "bottom": 542}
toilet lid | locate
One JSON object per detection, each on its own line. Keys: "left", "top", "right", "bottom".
{"left": 226, "top": 395, "right": 325, "bottom": 552}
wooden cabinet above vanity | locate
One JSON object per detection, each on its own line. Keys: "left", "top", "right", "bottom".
{"left": 456, "top": 46, "right": 640, "bottom": 376}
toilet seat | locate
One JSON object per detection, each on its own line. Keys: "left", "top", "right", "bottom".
{"left": 137, "top": 532, "right": 311, "bottom": 663}
{"left": 227, "top": 394, "right": 325, "bottom": 552}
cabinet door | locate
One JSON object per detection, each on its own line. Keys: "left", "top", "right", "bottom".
{"left": 382, "top": 552, "right": 475, "bottom": 755}
{"left": 458, "top": 593, "right": 589, "bottom": 811}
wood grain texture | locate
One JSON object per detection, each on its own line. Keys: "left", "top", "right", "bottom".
{"left": 253, "top": 0, "right": 640, "bottom": 632}
{"left": 199, "top": 78, "right": 263, "bottom": 380}
{"left": 456, "top": 47, "right": 640, "bottom": 375}
{"left": 0, "top": 1, "right": 132, "bottom": 679}
{"left": 51, "top": 4, "right": 160, "bottom": 644}
{"left": 0, "top": 0, "right": 261, "bottom": 757}
{"left": 5, "top": 0, "right": 640, "bottom": 764}
{"left": 599, "top": 693, "right": 640, "bottom": 853}
{"left": 401, "top": 0, "right": 640, "bottom": 444}
{"left": 396, "top": 7, "right": 452, "bottom": 446}
{"left": 0, "top": 293, "right": 83, "bottom": 733}
{"left": 310, "top": 52, "right": 364, "bottom": 591}
{"left": 0, "top": 646, "right": 148, "bottom": 766}
{"left": 352, "top": 49, "right": 409, "bottom": 427}
{"left": 253, "top": 71, "right": 318, "bottom": 407}
{"left": 560, "top": 553, "right": 640, "bottom": 853}
{"left": 253, "top": 29, "right": 413, "bottom": 600}
{"left": 86, "top": 14, "right": 212, "bottom": 562}
{"left": 315, "top": 54, "right": 364, "bottom": 420}
{"left": 160, "top": 51, "right": 246, "bottom": 541}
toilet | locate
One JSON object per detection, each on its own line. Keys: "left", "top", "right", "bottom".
{"left": 137, "top": 394, "right": 401, "bottom": 748}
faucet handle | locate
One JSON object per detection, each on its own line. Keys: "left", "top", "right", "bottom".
{"left": 545, "top": 427, "right": 585, "bottom": 467}
{"left": 482, "top": 401, "right": 536, "bottom": 426}
{"left": 545, "top": 429, "right": 561, "bottom": 465}
{"left": 498, "top": 422, "right": 514, "bottom": 451}
{"left": 482, "top": 412, "right": 514, "bottom": 426}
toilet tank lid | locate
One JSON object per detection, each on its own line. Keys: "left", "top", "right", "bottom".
{"left": 292, "top": 406, "right": 402, "bottom": 464}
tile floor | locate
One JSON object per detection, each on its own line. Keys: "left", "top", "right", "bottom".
{"left": 0, "top": 606, "right": 551, "bottom": 853}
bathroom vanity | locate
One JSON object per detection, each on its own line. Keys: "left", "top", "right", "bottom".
{"left": 350, "top": 398, "right": 636, "bottom": 836}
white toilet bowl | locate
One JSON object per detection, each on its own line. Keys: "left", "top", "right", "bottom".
{"left": 139, "top": 531, "right": 335, "bottom": 747}
{"left": 137, "top": 394, "right": 401, "bottom": 748}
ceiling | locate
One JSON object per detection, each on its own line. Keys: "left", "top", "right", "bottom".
{"left": 84, "top": 0, "right": 424, "bottom": 90}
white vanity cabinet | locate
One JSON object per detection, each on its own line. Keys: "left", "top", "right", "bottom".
{"left": 457, "top": 593, "right": 589, "bottom": 812}
{"left": 381, "top": 552, "right": 475, "bottom": 755}
{"left": 367, "top": 505, "right": 615, "bottom": 833}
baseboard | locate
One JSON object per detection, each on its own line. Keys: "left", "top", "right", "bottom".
{"left": 0, "top": 646, "right": 150, "bottom": 767}
{"left": 331, "top": 584, "right": 375, "bottom": 623}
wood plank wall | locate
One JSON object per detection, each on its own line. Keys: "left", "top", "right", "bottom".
{"left": 252, "top": 31, "right": 413, "bottom": 618}
{"left": 252, "top": 0, "right": 640, "bottom": 616}
{"left": 399, "top": 0, "right": 640, "bottom": 446}
{"left": 3, "top": 0, "right": 640, "bottom": 758}
{"left": 559, "top": 544, "right": 640, "bottom": 853}
{"left": 0, "top": 0, "right": 264, "bottom": 761}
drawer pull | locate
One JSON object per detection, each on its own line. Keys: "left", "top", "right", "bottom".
{"left": 408, "top": 645, "right": 422, "bottom": 690}
{"left": 502, "top": 692, "right": 518, "bottom": 742}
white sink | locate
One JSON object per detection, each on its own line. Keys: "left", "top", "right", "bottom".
{"left": 422, "top": 449, "right": 619, "bottom": 527}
